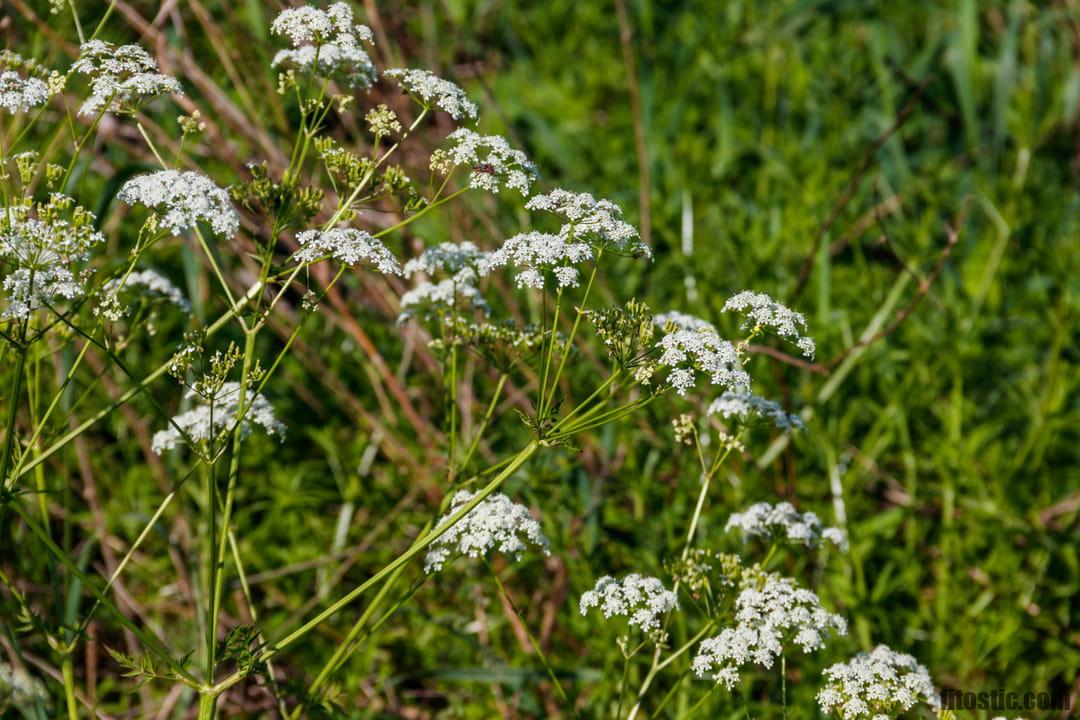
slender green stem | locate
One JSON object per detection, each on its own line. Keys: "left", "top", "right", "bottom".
{"left": 212, "top": 441, "right": 540, "bottom": 694}
{"left": 60, "top": 652, "right": 78, "bottom": 720}
{"left": 781, "top": 651, "right": 788, "bottom": 720}
{"left": 544, "top": 252, "right": 602, "bottom": 414}
{"left": 537, "top": 288, "right": 563, "bottom": 423}
{"left": 459, "top": 373, "right": 507, "bottom": 474}
{"left": 615, "top": 651, "right": 632, "bottom": 720}
{"left": 488, "top": 562, "right": 574, "bottom": 713}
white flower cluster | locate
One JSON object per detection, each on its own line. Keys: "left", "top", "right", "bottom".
{"left": 152, "top": 382, "right": 286, "bottom": 454}
{"left": 726, "top": 501, "right": 846, "bottom": 549}
{"left": 526, "top": 189, "right": 648, "bottom": 258}
{"left": 722, "top": 291, "right": 816, "bottom": 359}
{"left": 118, "top": 170, "right": 239, "bottom": 238}
{"left": 403, "top": 241, "right": 489, "bottom": 282}
{"left": 384, "top": 68, "right": 478, "bottom": 121}
{"left": 0, "top": 661, "right": 47, "bottom": 711}
{"left": 657, "top": 322, "right": 750, "bottom": 396}
{"left": 708, "top": 391, "right": 805, "bottom": 432}
{"left": 292, "top": 228, "right": 401, "bottom": 274}
{"left": 579, "top": 574, "right": 679, "bottom": 633}
{"left": 399, "top": 277, "right": 488, "bottom": 323}
{"left": 271, "top": 3, "right": 376, "bottom": 88}
{"left": 70, "top": 40, "right": 181, "bottom": 116}
{"left": 485, "top": 231, "right": 592, "bottom": 289}
{"left": 817, "top": 645, "right": 940, "bottom": 719}
{"left": 1, "top": 198, "right": 105, "bottom": 320}
{"left": 654, "top": 311, "right": 716, "bottom": 333}
{"left": 0, "top": 70, "right": 50, "bottom": 113}
{"left": 424, "top": 490, "right": 549, "bottom": 573}
{"left": 693, "top": 575, "right": 846, "bottom": 689}
{"left": 102, "top": 269, "right": 190, "bottom": 313}
{"left": 431, "top": 128, "right": 537, "bottom": 195}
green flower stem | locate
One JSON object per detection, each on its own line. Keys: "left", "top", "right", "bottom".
{"left": 537, "top": 287, "right": 563, "bottom": 423}
{"left": 458, "top": 373, "right": 508, "bottom": 475}
{"left": 543, "top": 251, "right": 603, "bottom": 415}
{"left": 60, "top": 652, "right": 79, "bottom": 720}
{"left": 487, "top": 560, "right": 576, "bottom": 715}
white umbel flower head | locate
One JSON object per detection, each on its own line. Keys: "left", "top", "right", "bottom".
{"left": 0, "top": 195, "right": 105, "bottom": 320}
{"left": 722, "top": 291, "right": 816, "bottom": 359}
{"left": 0, "top": 70, "right": 50, "bottom": 113}
{"left": 271, "top": 3, "right": 376, "bottom": 88}
{"left": 654, "top": 311, "right": 716, "bottom": 333}
{"left": 431, "top": 128, "right": 537, "bottom": 195}
{"left": 403, "top": 241, "right": 490, "bottom": 283}
{"left": 398, "top": 275, "right": 487, "bottom": 323}
{"left": 118, "top": 170, "right": 239, "bottom": 238}
{"left": 424, "top": 490, "right": 549, "bottom": 573}
{"left": 579, "top": 574, "right": 679, "bottom": 634}
{"left": 485, "top": 231, "right": 593, "bottom": 290}
{"left": 725, "top": 501, "right": 846, "bottom": 549}
{"left": 292, "top": 228, "right": 401, "bottom": 274}
{"left": 101, "top": 269, "right": 190, "bottom": 316}
{"left": 693, "top": 574, "right": 846, "bottom": 689}
{"left": 708, "top": 391, "right": 805, "bottom": 432}
{"left": 526, "top": 189, "right": 648, "bottom": 258}
{"left": 70, "top": 40, "right": 182, "bottom": 116}
{"left": 657, "top": 324, "right": 750, "bottom": 396}
{"left": 384, "top": 68, "right": 478, "bottom": 121}
{"left": 152, "top": 381, "right": 286, "bottom": 454}
{"left": 817, "top": 645, "right": 940, "bottom": 719}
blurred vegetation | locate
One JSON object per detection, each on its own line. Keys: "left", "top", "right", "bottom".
{"left": 1, "top": 0, "right": 1078, "bottom": 717}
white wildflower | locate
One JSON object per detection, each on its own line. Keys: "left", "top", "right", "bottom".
{"left": 101, "top": 269, "right": 190, "bottom": 317}
{"left": 384, "top": 68, "right": 478, "bottom": 121}
{"left": 579, "top": 574, "right": 678, "bottom": 634}
{"left": 431, "top": 128, "right": 537, "bottom": 195}
{"left": 403, "top": 241, "right": 490, "bottom": 283}
{"left": 151, "top": 381, "right": 286, "bottom": 454}
{"left": 722, "top": 291, "right": 816, "bottom": 359}
{"left": 654, "top": 311, "right": 716, "bottom": 333}
{"left": 657, "top": 325, "right": 750, "bottom": 396}
{"left": 485, "top": 231, "right": 592, "bottom": 290}
{"left": 0, "top": 196, "right": 105, "bottom": 320}
{"left": 693, "top": 574, "right": 846, "bottom": 688}
{"left": 0, "top": 70, "right": 50, "bottom": 113}
{"left": 271, "top": 3, "right": 376, "bottom": 88}
{"left": 725, "top": 501, "right": 846, "bottom": 549}
{"left": 526, "top": 189, "right": 648, "bottom": 258}
{"left": 818, "top": 645, "right": 940, "bottom": 719}
{"left": 292, "top": 228, "right": 401, "bottom": 274}
{"left": 117, "top": 170, "right": 239, "bottom": 238}
{"left": 398, "top": 275, "right": 487, "bottom": 323}
{"left": 708, "top": 391, "right": 805, "bottom": 432}
{"left": 424, "top": 490, "right": 549, "bottom": 573}
{"left": 70, "top": 40, "right": 182, "bottom": 116}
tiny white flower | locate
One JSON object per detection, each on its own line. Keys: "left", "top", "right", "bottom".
{"left": 403, "top": 241, "right": 490, "bottom": 283}
{"left": 100, "top": 268, "right": 190, "bottom": 319}
{"left": 722, "top": 291, "right": 816, "bottom": 359}
{"left": 485, "top": 231, "right": 592, "bottom": 290}
{"left": 526, "top": 189, "right": 648, "bottom": 258}
{"left": 653, "top": 311, "right": 716, "bottom": 333}
{"left": 292, "top": 228, "right": 401, "bottom": 274}
{"left": 424, "top": 490, "right": 549, "bottom": 573}
{"left": 118, "top": 170, "right": 239, "bottom": 238}
{"left": 818, "top": 645, "right": 939, "bottom": 718}
{"left": 430, "top": 128, "right": 537, "bottom": 195}
{"left": 384, "top": 68, "right": 478, "bottom": 121}
{"left": 152, "top": 381, "right": 286, "bottom": 454}
{"left": 579, "top": 574, "right": 678, "bottom": 634}
{"left": 398, "top": 275, "right": 487, "bottom": 323}
{"left": 725, "top": 501, "right": 846, "bottom": 550}
{"left": 270, "top": 3, "right": 376, "bottom": 88}
{"left": 693, "top": 574, "right": 846, "bottom": 688}
{"left": 656, "top": 323, "right": 750, "bottom": 396}
{"left": 0, "top": 70, "right": 50, "bottom": 113}
{"left": 708, "top": 391, "right": 805, "bottom": 432}
{"left": 71, "top": 40, "right": 182, "bottom": 116}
